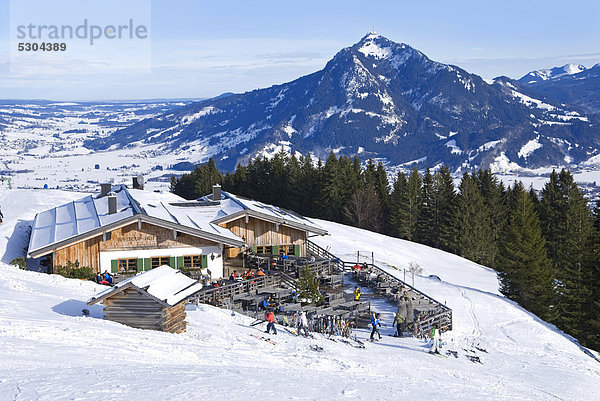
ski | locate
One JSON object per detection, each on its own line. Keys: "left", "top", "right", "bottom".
{"left": 250, "top": 319, "right": 266, "bottom": 327}
{"left": 249, "top": 333, "right": 276, "bottom": 345}
{"left": 474, "top": 345, "right": 488, "bottom": 353}
{"left": 338, "top": 338, "right": 365, "bottom": 349}
{"left": 465, "top": 355, "right": 483, "bottom": 364}
{"left": 310, "top": 344, "right": 324, "bottom": 352}
{"left": 428, "top": 350, "right": 448, "bottom": 358}
{"left": 446, "top": 350, "right": 459, "bottom": 358}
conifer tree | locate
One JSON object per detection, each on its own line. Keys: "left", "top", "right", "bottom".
{"left": 434, "top": 166, "right": 456, "bottom": 250}
{"left": 450, "top": 173, "right": 493, "bottom": 265}
{"left": 396, "top": 168, "right": 422, "bottom": 240}
{"left": 415, "top": 168, "right": 434, "bottom": 245}
{"left": 553, "top": 170, "right": 595, "bottom": 340}
{"left": 497, "top": 182, "right": 553, "bottom": 319}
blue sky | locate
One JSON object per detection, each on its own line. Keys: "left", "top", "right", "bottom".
{"left": 1, "top": 0, "right": 599, "bottom": 100}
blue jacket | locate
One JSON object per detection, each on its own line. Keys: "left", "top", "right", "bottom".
{"left": 371, "top": 316, "right": 380, "bottom": 326}
{"left": 261, "top": 299, "right": 269, "bottom": 308}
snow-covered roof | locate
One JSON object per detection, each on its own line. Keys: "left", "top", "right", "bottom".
{"left": 87, "top": 265, "right": 203, "bottom": 307}
{"left": 201, "top": 191, "right": 327, "bottom": 235}
{"left": 28, "top": 186, "right": 138, "bottom": 255}
{"left": 28, "top": 185, "right": 326, "bottom": 257}
{"left": 28, "top": 185, "right": 245, "bottom": 257}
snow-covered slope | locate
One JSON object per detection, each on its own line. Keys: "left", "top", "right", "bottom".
{"left": 1, "top": 189, "right": 599, "bottom": 400}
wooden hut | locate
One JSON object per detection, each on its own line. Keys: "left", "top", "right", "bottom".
{"left": 87, "top": 265, "right": 203, "bottom": 333}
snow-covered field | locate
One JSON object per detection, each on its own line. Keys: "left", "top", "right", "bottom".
{"left": 0, "top": 189, "right": 599, "bottom": 400}
{"left": 0, "top": 102, "right": 195, "bottom": 192}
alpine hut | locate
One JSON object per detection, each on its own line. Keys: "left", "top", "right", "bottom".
{"left": 87, "top": 265, "right": 203, "bottom": 333}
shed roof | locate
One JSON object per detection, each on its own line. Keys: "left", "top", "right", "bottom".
{"left": 87, "top": 265, "right": 203, "bottom": 307}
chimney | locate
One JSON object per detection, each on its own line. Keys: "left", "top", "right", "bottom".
{"left": 100, "top": 183, "right": 111, "bottom": 197}
{"left": 132, "top": 175, "right": 144, "bottom": 190}
{"left": 212, "top": 184, "right": 221, "bottom": 201}
{"left": 108, "top": 192, "right": 118, "bottom": 215}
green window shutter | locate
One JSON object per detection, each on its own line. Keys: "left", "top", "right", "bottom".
{"left": 144, "top": 258, "right": 151, "bottom": 271}
{"left": 252, "top": 246, "right": 257, "bottom": 253}
{"left": 177, "top": 256, "right": 184, "bottom": 270}
{"left": 201, "top": 255, "right": 208, "bottom": 268}
{"left": 137, "top": 258, "right": 143, "bottom": 272}
{"left": 294, "top": 244, "right": 300, "bottom": 256}
{"left": 169, "top": 256, "right": 175, "bottom": 268}
{"left": 272, "top": 246, "right": 279, "bottom": 255}
{"left": 110, "top": 260, "right": 118, "bottom": 273}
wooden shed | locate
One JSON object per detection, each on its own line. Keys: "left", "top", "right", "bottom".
{"left": 87, "top": 265, "right": 203, "bottom": 333}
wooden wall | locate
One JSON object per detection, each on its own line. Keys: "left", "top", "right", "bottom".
{"left": 53, "top": 222, "right": 218, "bottom": 273}
{"left": 222, "top": 216, "right": 306, "bottom": 258}
{"left": 102, "top": 287, "right": 187, "bottom": 333}
{"left": 100, "top": 222, "right": 215, "bottom": 251}
{"left": 54, "top": 237, "right": 101, "bottom": 270}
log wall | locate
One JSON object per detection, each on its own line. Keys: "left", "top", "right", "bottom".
{"left": 102, "top": 287, "right": 187, "bottom": 333}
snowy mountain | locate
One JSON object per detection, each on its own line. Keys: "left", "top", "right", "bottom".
{"left": 519, "top": 63, "right": 600, "bottom": 115}
{"left": 1, "top": 188, "right": 599, "bottom": 400}
{"left": 84, "top": 33, "right": 599, "bottom": 172}
{"left": 518, "top": 63, "right": 587, "bottom": 84}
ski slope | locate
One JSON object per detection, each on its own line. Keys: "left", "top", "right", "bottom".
{"left": 0, "top": 189, "right": 599, "bottom": 400}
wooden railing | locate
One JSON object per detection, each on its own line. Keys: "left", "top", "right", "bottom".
{"left": 307, "top": 239, "right": 453, "bottom": 333}
{"left": 188, "top": 274, "right": 289, "bottom": 304}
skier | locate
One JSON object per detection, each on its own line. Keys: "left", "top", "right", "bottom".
{"left": 297, "top": 310, "right": 309, "bottom": 337}
{"left": 353, "top": 286, "right": 362, "bottom": 301}
{"left": 265, "top": 310, "right": 277, "bottom": 335}
{"left": 429, "top": 325, "right": 441, "bottom": 354}
{"left": 0, "top": 205, "right": 3, "bottom": 223}
{"left": 370, "top": 312, "right": 381, "bottom": 341}
{"left": 393, "top": 309, "right": 405, "bottom": 337}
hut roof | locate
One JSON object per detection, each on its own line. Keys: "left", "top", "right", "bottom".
{"left": 200, "top": 191, "right": 328, "bottom": 235}
{"left": 28, "top": 185, "right": 245, "bottom": 257}
{"left": 87, "top": 265, "right": 203, "bottom": 307}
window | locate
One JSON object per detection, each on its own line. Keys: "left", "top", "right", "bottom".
{"left": 118, "top": 258, "right": 137, "bottom": 273}
{"left": 287, "top": 245, "right": 296, "bottom": 256}
{"left": 151, "top": 256, "right": 170, "bottom": 269}
{"left": 255, "top": 246, "right": 272, "bottom": 255}
{"left": 183, "top": 255, "right": 202, "bottom": 269}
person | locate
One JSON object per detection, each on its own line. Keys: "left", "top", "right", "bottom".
{"left": 405, "top": 295, "right": 414, "bottom": 331}
{"left": 260, "top": 296, "right": 271, "bottom": 310}
{"left": 397, "top": 298, "right": 408, "bottom": 334}
{"left": 393, "top": 309, "right": 405, "bottom": 337}
{"left": 229, "top": 271, "right": 236, "bottom": 281}
{"left": 0, "top": 205, "right": 3, "bottom": 223}
{"left": 370, "top": 312, "right": 381, "bottom": 341}
{"left": 353, "top": 286, "right": 362, "bottom": 301}
{"left": 103, "top": 270, "right": 113, "bottom": 284}
{"left": 297, "top": 310, "right": 309, "bottom": 337}
{"left": 246, "top": 269, "right": 255, "bottom": 278}
{"left": 256, "top": 267, "right": 265, "bottom": 276}
{"left": 429, "top": 325, "right": 441, "bottom": 354}
{"left": 94, "top": 272, "right": 103, "bottom": 284}
{"left": 265, "top": 310, "right": 277, "bottom": 334}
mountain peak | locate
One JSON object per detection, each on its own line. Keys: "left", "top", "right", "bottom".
{"left": 519, "top": 63, "right": 587, "bottom": 83}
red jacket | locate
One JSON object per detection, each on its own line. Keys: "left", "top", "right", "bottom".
{"left": 266, "top": 311, "right": 275, "bottom": 323}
